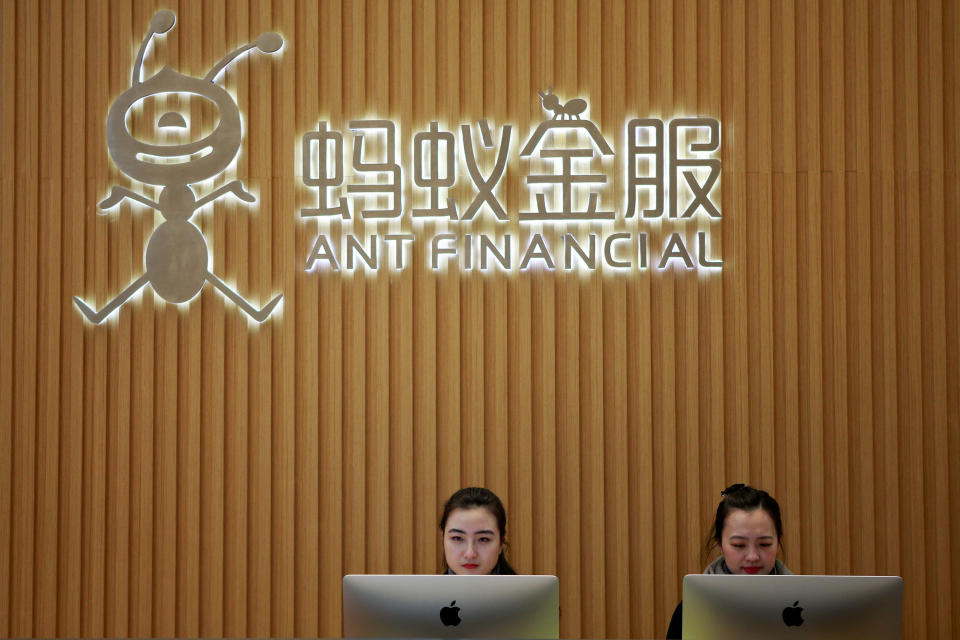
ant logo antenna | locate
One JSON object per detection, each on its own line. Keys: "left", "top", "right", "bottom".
{"left": 537, "top": 87, "right": 588, "bottom": 121}
{"left": 74, "top": 10, "right": 284, "bottom": 324}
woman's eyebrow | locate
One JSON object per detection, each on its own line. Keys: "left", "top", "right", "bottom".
{"left": 447, "top": 528, "right": 496, "bottom": 535}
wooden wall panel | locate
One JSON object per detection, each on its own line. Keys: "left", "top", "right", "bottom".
{"left": 1, "top": 0, "right": 959, "bottom": 638}
{"left": 0, "top": 2, "right": 14, "bottom": 634}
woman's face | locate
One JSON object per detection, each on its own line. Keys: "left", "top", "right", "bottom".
{"left": 719, "top": 508, "right": 781, "bottom": 575}
{"left": 443, "top": 507, "right": 503, "bottom": 575}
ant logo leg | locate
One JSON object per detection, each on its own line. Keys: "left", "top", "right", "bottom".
{"left": 73, "top": 274, "right": 151, "bottom": 324}
{"left": 205, "top": 272, "right": 282, "bottom": 322}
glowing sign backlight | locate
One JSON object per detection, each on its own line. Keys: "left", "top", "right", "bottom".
{"left": 299, "top": 91, "right": 723, "bottom": 275}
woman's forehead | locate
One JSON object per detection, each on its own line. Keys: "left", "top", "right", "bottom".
{"left": 445, "top": 507, "right": 499, "bottom": 532}
{"left": 723, "top": 508, "right": 778, "bottom": 536}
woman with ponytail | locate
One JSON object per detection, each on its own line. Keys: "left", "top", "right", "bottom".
{"left": 666, "top": 483, "right": 791, "bottom": 638}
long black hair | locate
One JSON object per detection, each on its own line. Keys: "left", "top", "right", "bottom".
{"left": 705, "top": 483, "right": 784, "bottom": 555}
{"left": 439, "top": 487, "right": 517, "bottom": 575}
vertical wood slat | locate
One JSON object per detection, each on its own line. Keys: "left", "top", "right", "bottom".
{"left": 599, "top": 1, "right": 629, "bottom": 636}
{"left": 844, "top": 0, "right": 874, "bottom": 579}
{"left": 225, "top": 4, "right": 252, "bottom": 635}
{"left": 246, "top": 0, "right": 275, "bottom": 634}
{"left": 292, "top": 0, "right": 321, "bottom": 632}
{"left": 104, "top": 21, "right": 134, "bottom": 639}
{"left": 104, "top": 0, "right": 134, "bottom": 618}
{"left": 770, "top": 0, "right": 801, "bottom": 575}
{"left": 623, "top": 1, "right": 655, "bottom": 635}
{"left": 942, "top": 5, "right": 960, "bottom": 639}
{"left": 528, "top": 0, "right": 558, "bottom": 598}
{"left": 577, "top": 2, "right": 606, "bottom": 637}
{"left": 56, "top": 0, "right": 87, "bottom": 634}
{"left": 435, "top": 0, "right": 462, "bottom": 504}
{"left": 868, "top": 0, "right": 903, "bottom": 593}
{"left": 198, "top": 0, "right": 228, "bottom": 634}
{"left": 0, "top": 3, "right": 16, "bottom": 638}
{"left": 175, "top": 4, "right": 203, "bottom": 637}
{"left": 917, "top": 1, "right": 952, "bottom": 634}
{"left": 797, "top": 0, "right": 827, "bottom": 577}
{"left": 145, "top": 0, "right": 177, "bottom": 629}
{"left": 222, "top": 7, "right": 252, "bottom": 633}
{"left": 459, "top": 0, "right": 485, "bottom": 488}
{"left": 388, "top": 0, "right": 415, "bottom": 579}
{"left": 82, "top": 2, "right": 110, "bottom": 634}
{"left": 341, "top": 0, "right": 367, "bottom": 585}
{"left": 650, "top": 0, "right": 680, "bottom": 621}
{"left": 0, "top": 1, "right": 958, "bottom": 639}
{"left": 554, "top": 2, "right": 582, "bottom": 634}
{"left": 410, "top": 0, "right": 440, "bottom": 581}
{"left": 11, "top": 0, "right": 40, "bottom": 635}
{"left": 483, "top": 0, "right": 509, "bottom": 506}
{"left": 270, "top": 0, "right": 299, "bottom": 629}
{"left": 124, "top": 0, "right": 154, "bottom": 635}
{"left": 673, "top": 0, "right": 700, "bottom": 604}
{"left": 721, "top": 0, "right": 748, "bottom": 484}
{"left": 893, "top": 1, "right": 927, "bottom": 637}
{"left": 316, "top": 0, "right": 345, "bottom": 632}
{"left": 364, "top": 0, "right": 390, "bottom": 578}
{"left": 33, "top": 0, "right": 64, "bottom": 637}
{"left": 822, "top": 0, "right": 853, "bottom": 579}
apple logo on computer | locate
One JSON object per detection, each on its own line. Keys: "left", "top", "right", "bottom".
{"left": 440, "top": 600, "right": 462, "bottom": 626}
{"left": 782, "top": 601, "right": 805, "bottom": 627}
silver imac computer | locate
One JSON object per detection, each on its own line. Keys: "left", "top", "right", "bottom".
{"left": 342, "top": 574, "right": 559, "bottom": 639}
{"left": 682, "top": 574, "right": 903, "bottom": 640}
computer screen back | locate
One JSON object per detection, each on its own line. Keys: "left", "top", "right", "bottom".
{"left": 342, "top": 574, "right": 560, "bottom": 639}
{"left": 682, "top": 574, "right": 903, "bottom": 640}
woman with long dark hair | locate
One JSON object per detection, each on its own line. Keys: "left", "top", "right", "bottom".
{"left": 439, "top": 487, "right": 517, "bottom": 575}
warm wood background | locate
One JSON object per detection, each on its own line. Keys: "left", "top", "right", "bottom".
{"left": 1, "top": 0, "right": 958, "bottom": 637}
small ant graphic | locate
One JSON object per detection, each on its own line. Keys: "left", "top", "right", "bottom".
{"left": 537, "top": 87, "right": 588, "bottom": 120}
{"left": 73, "top": 10, "right": 283, "bottom": 324}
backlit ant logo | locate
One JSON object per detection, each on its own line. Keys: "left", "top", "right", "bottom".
{"left": 537, "top": 87, "right": 588, "bottom": 120}
{"left": 73, "top": 10, "right": 283, "bottom": 324}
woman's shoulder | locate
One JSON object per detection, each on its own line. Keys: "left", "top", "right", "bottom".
{"left": 773, "top": 559, "right": 793, "bottom": 575}
{"left": 702, "top": 556, "right": 728, "bottom": 574}
{"left": 666, "top": 601, "right": 683, "bottom": 639}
